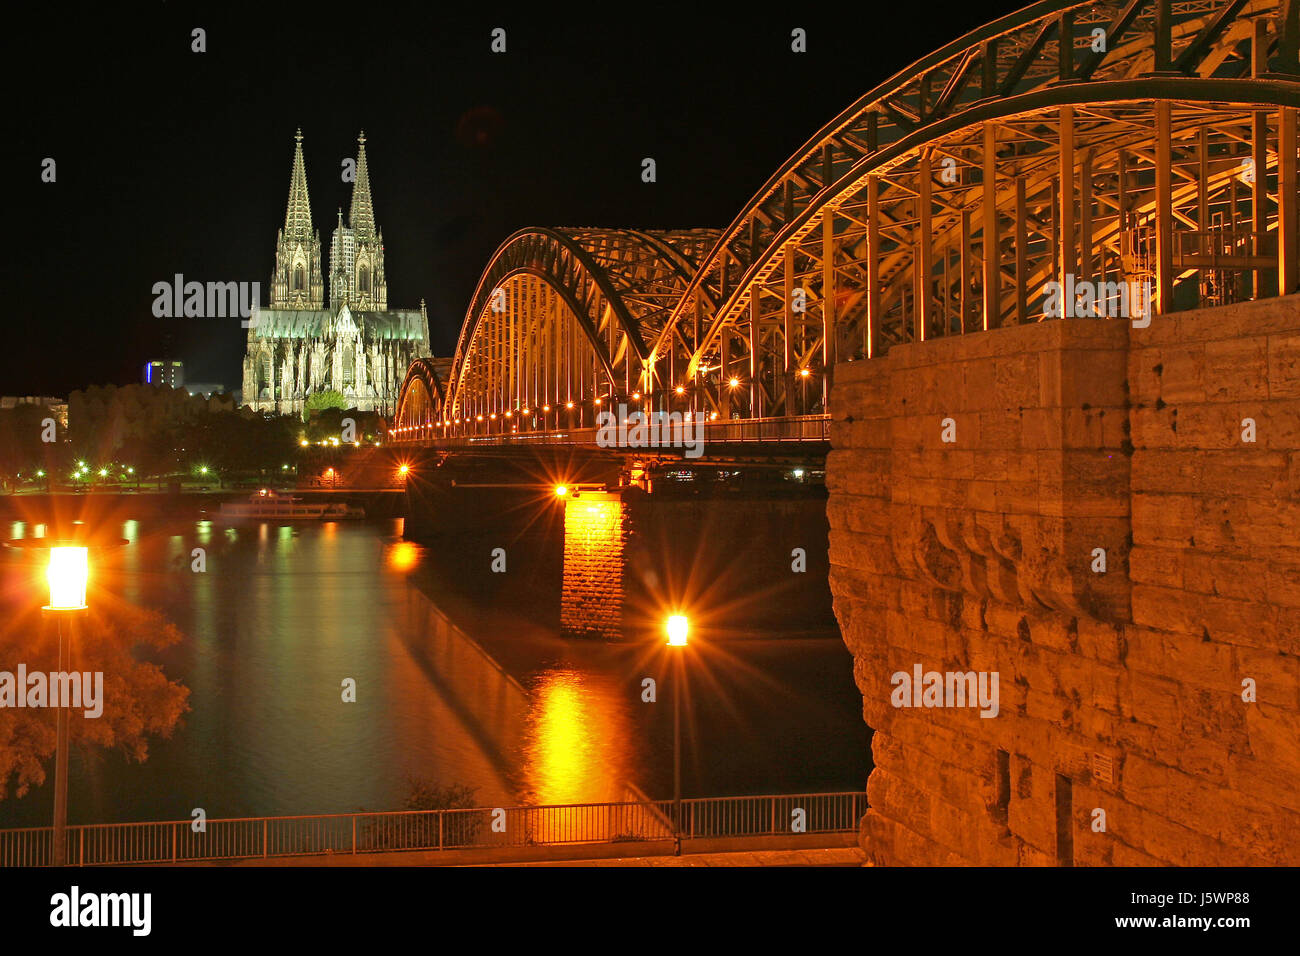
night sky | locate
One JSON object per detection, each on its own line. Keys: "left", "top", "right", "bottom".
{"left": 12, "top": 1, "right": 1000, "bottom": 397}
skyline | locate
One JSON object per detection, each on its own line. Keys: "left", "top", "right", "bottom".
{"left": 12, "top": 2, "right": 992, "bottom": 395}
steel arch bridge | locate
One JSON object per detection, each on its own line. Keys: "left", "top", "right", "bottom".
{"left": 394, "top": 0, "right": 1298, "bottom": 446}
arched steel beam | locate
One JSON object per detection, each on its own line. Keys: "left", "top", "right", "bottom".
{"left": 680, "top": 77, "right": 1299, "bottom": 376}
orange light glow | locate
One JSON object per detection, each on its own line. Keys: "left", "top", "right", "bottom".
{"left": 46, "top": 546, "right": 89, "bottom": 611}
{"left": 387, "top": 541, "right": 419, "bottom": 572}
{"left": 729, "top": 377, "right": 740, "bottom": 388}
{"left": 675, "top": 385, "right": 685, "bottom": 395}
{"left": 398, "top": 464, "right": 410, "bottom": 476}
{"left": 555, "top": 485, "right": 568, "bottom": 497}
{"left": 666, "top": 614, "right": 689, "bottom": 647}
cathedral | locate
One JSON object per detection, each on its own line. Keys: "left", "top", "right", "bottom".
{"left": 242, "top": 130, "right": 430, "bottom": 416}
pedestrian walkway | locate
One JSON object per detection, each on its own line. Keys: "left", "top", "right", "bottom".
{"left": 482, "top": 846, "right": 867, "bottom": 867}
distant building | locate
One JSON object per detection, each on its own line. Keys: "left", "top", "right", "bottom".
{"left": 0, "top": 396, "right": 67, "bottom": 428}
{"left": 144, "top": 360, "right": 184, "bottom": 388}
{"left": 242, "top": 130, "right": 431, "bottom": 416}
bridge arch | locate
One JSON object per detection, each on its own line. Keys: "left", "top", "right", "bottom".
{"left": 392, "top": 358, "right": 448, "bottom": 440}
{"left": 394, "top": 0, "right": 1296, "bottom": 443}
{"left": 434, "top": 227, "right": 717, "bottom": 433}
{"left": 643, "top": 0, "right": 1298, "bottom": 419}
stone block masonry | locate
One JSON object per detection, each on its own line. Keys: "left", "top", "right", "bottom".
{"left": 828, "top": 294, "right": 1300, "bottom": 866}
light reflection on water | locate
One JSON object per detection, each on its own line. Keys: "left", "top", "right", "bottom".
{"left": 0, "top": 512, "right": 866, "bottom": 829}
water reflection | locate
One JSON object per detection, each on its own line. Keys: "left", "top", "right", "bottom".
{"left": 0, "top": 508, "right": 867, "bottom": 829}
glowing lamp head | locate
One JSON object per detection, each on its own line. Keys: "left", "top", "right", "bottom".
{"left": 566, "top": 402, "right": 574, "bottom": 409}
{"left": 666, "top": 614, "right": 689, "bottom": 647}
{"left": 800, "top": 368, "right": 811, "bottom": 378}
{"left": 46, "top": 546, "right": 88, "bottom": 611}
{"left": 729, "top": 377, "right": 740, "bottom": 388}
{"left": 555, "top": 485, "right": 568, "bottom": 498}
{"left": 398, "top": 464, "right": 410, "bottom": 476}
{"left": 675, "top": 386, "right": 685, "bottom": 395}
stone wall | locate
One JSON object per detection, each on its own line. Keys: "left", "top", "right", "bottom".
{"left": 828, "top": 294, "right": 1299, "bottom": 866}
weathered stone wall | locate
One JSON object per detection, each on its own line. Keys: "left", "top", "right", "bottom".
{"left": 828, "top": 294, "right": 1299, "bottom": 866}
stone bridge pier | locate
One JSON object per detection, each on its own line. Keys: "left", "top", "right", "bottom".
{"left": 828, "top": 295, "right": 1299, "bottom": 866}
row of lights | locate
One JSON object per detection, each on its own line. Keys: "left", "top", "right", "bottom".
{"left": 391, "top": 370, "right": 819, "bottom": 434}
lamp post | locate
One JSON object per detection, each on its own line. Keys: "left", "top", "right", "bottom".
{"left": 43, "top": 545, "right": 88, "bottom": 867}
{"left": 666, "top": 613, "right": 689, "bottom": 855}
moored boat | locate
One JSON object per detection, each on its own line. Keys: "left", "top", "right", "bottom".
{"left": 216, "top": 489, "right": 365, "bottom": 521}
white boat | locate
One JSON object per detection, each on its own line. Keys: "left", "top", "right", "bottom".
{"left": 217, "top": 489, "right": 365, "bottom": 521}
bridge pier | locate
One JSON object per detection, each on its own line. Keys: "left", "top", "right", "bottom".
{"left": 828, "top": 294, "right": 1300, "bottom": 866}
{"left": 559, "top": 490, "right": 631, "bottom": 640}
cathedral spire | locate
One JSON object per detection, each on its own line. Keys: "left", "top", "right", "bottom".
{"left": 349, "top": 131, "right": 376, "bottom": 239}
{"left": 284, "top": 128, "right": 314, "bottom": 241}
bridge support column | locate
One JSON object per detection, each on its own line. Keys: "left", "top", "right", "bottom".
{"left": 560, "top": 490, "right": 630, "bottom": 640}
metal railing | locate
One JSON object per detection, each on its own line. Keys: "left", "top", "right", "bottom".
{"left": 0, "top": 791, "right": 865, "bottom": 866}
{"left": 393, "top": 414, "right": 831, "bottom": 449}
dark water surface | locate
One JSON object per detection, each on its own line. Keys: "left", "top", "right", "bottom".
{"left": 0, "top": 510, "right": 868, "bottom": 828}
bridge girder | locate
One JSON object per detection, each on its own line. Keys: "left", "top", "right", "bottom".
{"left": 395, "top": 0, "right": 1297, "bottom": 442}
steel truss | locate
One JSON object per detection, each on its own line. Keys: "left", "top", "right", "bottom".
{"left": 395, "top": 0, "right": 1297, "bottom": 441}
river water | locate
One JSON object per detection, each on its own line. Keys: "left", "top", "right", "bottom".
{"left": 0, "top": 509, "right": 868, "bottom": 828}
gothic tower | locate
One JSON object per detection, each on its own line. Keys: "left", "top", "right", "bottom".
{"left": 270, "top": 130, "right": 325, "bottom": 309}
{"left": 330, "top": 131, "right": 387, "bottom": 311}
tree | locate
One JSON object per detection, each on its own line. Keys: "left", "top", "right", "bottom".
{"left": 303, "top": 391, "right": 348, "bottom": 420}
{"left": 0, "top": 597, "right": 190, "bottom": 800}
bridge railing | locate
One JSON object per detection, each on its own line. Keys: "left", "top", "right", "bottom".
{"left": 0, "top": 791, "right": 866, "bottom": 866}
{"left": 392, "top": 414, "right": 830, "bottom": 448}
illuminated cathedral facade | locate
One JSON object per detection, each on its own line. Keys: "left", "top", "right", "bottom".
{"left": 242, "top": 130, "right": 430, "bottom": 415}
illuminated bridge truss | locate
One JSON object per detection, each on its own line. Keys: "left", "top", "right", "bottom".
{"left": 395, "top": 0, "right": 1297, "bottom": 442}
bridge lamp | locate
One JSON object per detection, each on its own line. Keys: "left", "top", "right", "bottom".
{"left": 489, "top": 413, "right": 497, "bottom": 420}
{"left": 566, "top": 402, "right": 574, "bottom": 410}
{"left": 728, "top": 377, "right": 740, "bottom": 389}
{"left": 632, "top": 392, "right": 641, "bottom": 400}
{"left": 398, "top": 464, "right": 410, "bottom": 476}
{"left": 543, "top": 405, "right": 551, "bottom": 412}
{"left": 799, "top": 368, "right": 811, "bottom": 378}
{"left": 504, "top": 410, "right": 512, "bottom": 418}
{"left": 521, "top": 407, "right": 530, "bottom": 415}
{"left": 710, "top": 412, "right": 719, "bottom": 420}
{"left": 97, "top": 468, "right": 107, "bottom": 477}
{"left": 555, "top": 485, "right": 568, "bottom": 497}
{"left": 199, "top": 466, "right": 208, "bottom": 475}
{"left": 675, "top": 385, "right": 685, "bottom": 396}
{"left": 300, "top": 439, "right": 309, "bottom": 447}
{"left": 476, "top": 415, "right": 484, "bottom": 422}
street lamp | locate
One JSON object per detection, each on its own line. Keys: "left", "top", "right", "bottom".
{"left": 43, "top": 545, "right": 89, "bottom": 866}
{"left": 666, "top": 613, "right": 689, "bottom": 855}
